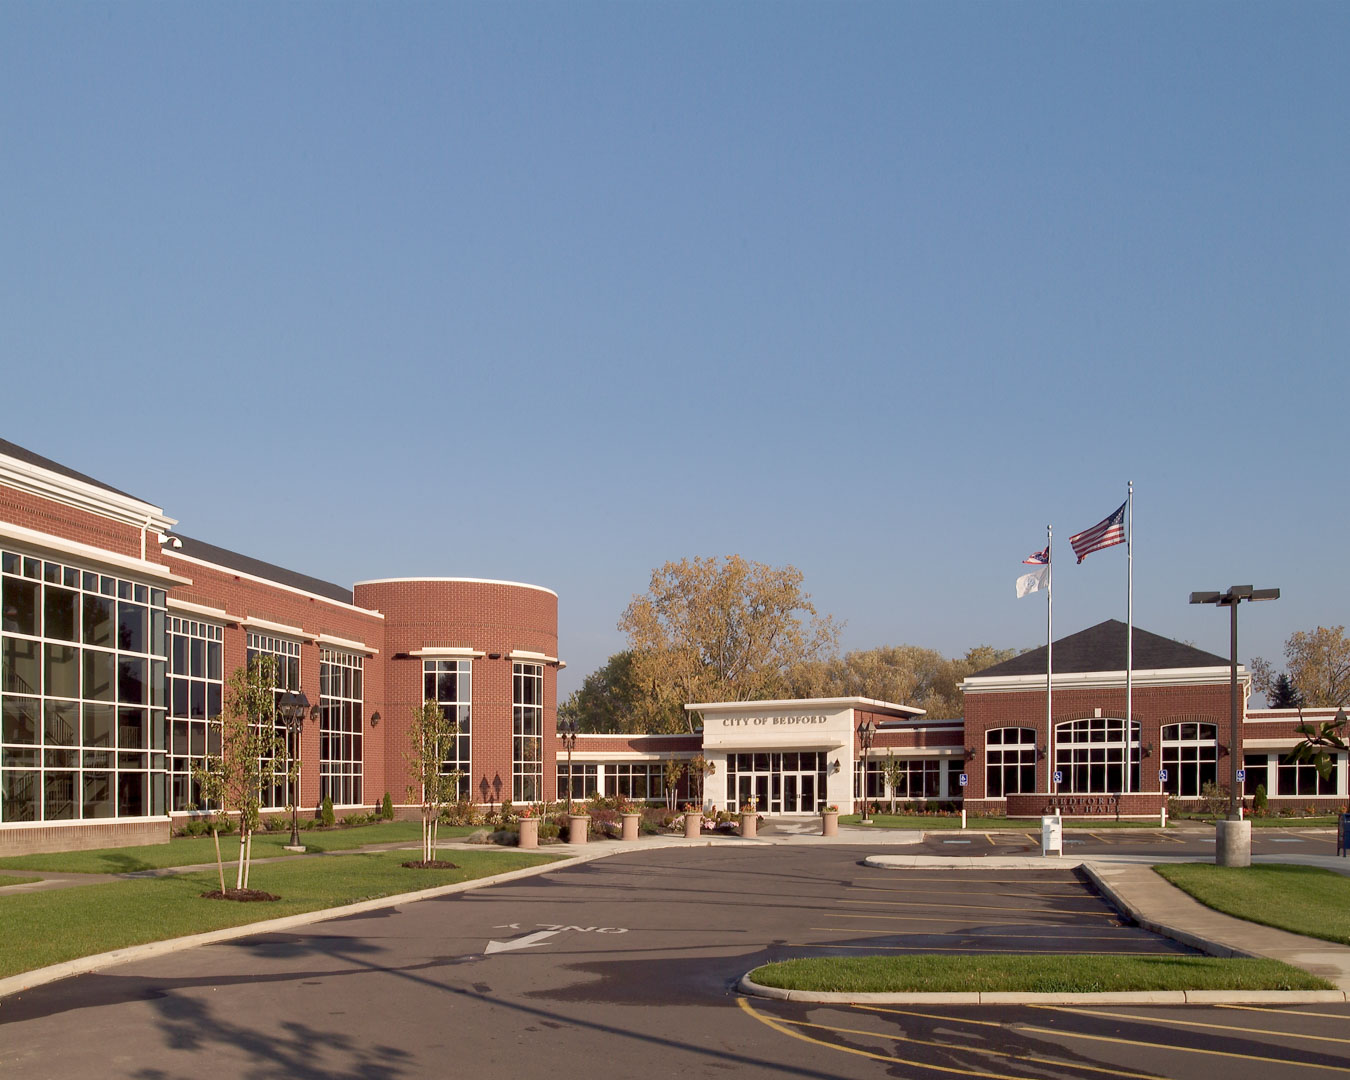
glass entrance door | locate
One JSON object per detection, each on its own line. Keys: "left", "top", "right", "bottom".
{"left": 727, "top": 752, "right": 828, "bottom": 813}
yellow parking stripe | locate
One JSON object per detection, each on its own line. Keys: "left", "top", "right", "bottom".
{"left": 736, "top": 998, "right": 1159, "bottom": 1080}
{"left": 858, "top": 1006, "right": 1349, "bottom": 1072}
{"left": 1035, "top": 1005, "right": 1350, "bottom": 1046}
{"left": 1216, "top": 1004, "right": 1350, "bottom": 1021}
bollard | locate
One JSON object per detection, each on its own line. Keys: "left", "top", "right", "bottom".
{"left": 961, "top": 808, "right": 966, "bottom": 830}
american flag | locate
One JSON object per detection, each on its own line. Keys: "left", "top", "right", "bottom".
{"left": 1070, "top": 501, "right": 1127, "bottom": 563}
{"left": 1022, "top": 547, "right": 1049, "bottom": 565}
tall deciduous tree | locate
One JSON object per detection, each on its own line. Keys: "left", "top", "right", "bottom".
{"left": 620, "top": 555, "right": 840, "bottom": 731}
{"left": 1252, "top": 626, "right": 1350, "bottom": 707}
{"left": 558, "top": 651, "right": 682, "bottom": 734}
{"left": 193, "top": 655, "right": 293, "bottom": 893}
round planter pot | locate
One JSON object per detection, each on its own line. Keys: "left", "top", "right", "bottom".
{"left": 621, "top": 812, "right": 642, "bottom": 841}
{"left": 820, "top": 811, "right": 839, "bottom": 837}
{"left": 739, "top": 812, "right": 758, "bottom": 839}
{"left": 567, "top": 814, "right": 590, "bottom": 845}
{"left": 518, "top": 817, "right": 539, "bottom": 849}
{"left": 683, "top": 812, "right": 702, "bottom": 839}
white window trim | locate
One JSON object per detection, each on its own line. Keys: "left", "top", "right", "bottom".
{"left": 316, "top": 633, "right": 378, "bottom": 656}
{"left": 241, "top": 616, "right": 315, "bottom": 641}
{"left": 167, "top": 598, "right": 237, "bottom": 623}
{"left": 0, "top": 520, "right": 191, "bottom": 586}
{"left": 411, "top": 646, "right": 485, "bottom": 659}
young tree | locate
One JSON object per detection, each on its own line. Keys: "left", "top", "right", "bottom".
{"left": 192, "top": 655, "right": 293, "bottom": 893}
{"left": 663, "top": 759, "right": 687, "bottom": 810}
{"left": 1252, "top": 626, "right": 1350, "bottom": 707}
{"left": 406, "top": 699, "right": 460, "bottom": 864}
{"left": 621, "top": 556, "right": 840, "bottom": 731}
{"left": 882, "top": 750, "right": 906, "bottom": 813}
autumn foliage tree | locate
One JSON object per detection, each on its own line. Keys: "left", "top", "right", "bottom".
{"left": 619, "top": 555, "right": 840, "bottom": 732}
{"left": 1252, "top": 626, "right": 1350, "bottom": 707}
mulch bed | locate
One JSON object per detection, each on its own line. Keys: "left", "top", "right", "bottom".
{"left": 401, "top": 860, "right": 460, "bottom": 870}
{"left": 200, "top": 888, "right": 281, "bottom": 902}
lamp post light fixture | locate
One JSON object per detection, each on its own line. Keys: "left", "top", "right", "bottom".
{"left": 277, "top": 690, "right": 311, "bottom": 849}
{"left": 1190, "top": 585, "right": 1279, "bottom": 867}
{"left": 857, "top": 718, "right": 877, "bottom": 822}
{"left": 559, "top": 719, "right": 579, "bottom": 815}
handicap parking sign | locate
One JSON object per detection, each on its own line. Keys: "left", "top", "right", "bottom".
{"left": 1053, "top": 770, "right": 1063, "bottom": 785}
{"left": 1159, "top": 769, "right": 1169, "bottom": 782}
{"left": 1236, "top": 768, "right": 1246, "bottom": 783}
{"left": 958, "top": 773, "right": 968, "bottom": 787}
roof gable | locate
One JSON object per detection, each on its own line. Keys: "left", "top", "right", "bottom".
{"left": 973, "top": 619, "right": 1227, "bottom": 678}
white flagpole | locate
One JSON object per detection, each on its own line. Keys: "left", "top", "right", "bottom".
{"left": 1047, "top": 524, "right": 1054, "bottom": 800}
{"left": 1125, "top": 481, "right": 1134, "bottom": 794}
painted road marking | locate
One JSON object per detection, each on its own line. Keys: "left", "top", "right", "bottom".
{"left": 858, "top": 1005, "right": 1350, "bottom": 1072}
{"left": 738, "top": 998, "right": 1160, "bottom": 1080}
{"left": 860, "top": 1004, "right": 1349, "bottom": 1073}
{"left": 1034, "top": 1005, "right": 1350, "bottom": 1046}
{"left": 839, "top": 898, "right": 1121, "bottom": 917}
{"left": 484, "top": 923, "right": 628, "bottom": 955}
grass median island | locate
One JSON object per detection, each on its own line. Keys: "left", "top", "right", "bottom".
{"left": 1154, "top": 863, "right": 1350, "bottom": 946}
{"left": 0, "top": 821, "right": 482, "bottom": 874}
{"left": 0, "top": 875, "right": 42, "bottom": 888}
{"left": 0, "top": 848, "right": 561, "bottom": 979}
{"left": 748, "top": 954, "right": 1332, "bottom": 993}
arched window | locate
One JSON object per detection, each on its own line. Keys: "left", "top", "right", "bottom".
{"left": 1161, "top": 723, "right": 1217, "bottom": 797}
{"left": 1054, "top": 717, "right": 1141, "bottom": 794}
{"left": 985, "top": 728, "right": 1037, "bottom": 797}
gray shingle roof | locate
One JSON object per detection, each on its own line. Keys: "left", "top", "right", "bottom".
{"left": 172, "top": 534, "right": 355, "bottom": 605}
{"left": 973, "top": 619, "right": 1228, "bottom": 677}
{"left": 0, "top": 437, "right": 145, "bottom": 502}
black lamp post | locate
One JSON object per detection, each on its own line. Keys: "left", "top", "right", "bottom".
{"left": 857, "top": 718, "right": 877, "bottom": 822}
{"left": 277, "top": 690, "right": 311, "bottom": 848}
{"left": 559, "top": 719, "right": 578, "bottom": 815}
{"left": 1189, "top": 586, "right": 1279, "bottom": 820}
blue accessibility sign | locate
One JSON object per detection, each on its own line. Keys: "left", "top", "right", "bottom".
{"left": 958, "top": 773, "right": 968, "bottom": 787}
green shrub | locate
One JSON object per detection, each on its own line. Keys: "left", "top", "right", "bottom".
{"left": 1253, "top": 783, "right": 1268, "bottom": 815}
{"left": 381, "top": 792, "right": 394, "bottom": 820}
{"left": 320, "top": 797, "right": 336, "bottom": 827}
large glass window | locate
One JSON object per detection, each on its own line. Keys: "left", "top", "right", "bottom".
{"left": 1161, "top": 723, "right": 1218, "bottom": 797}
{"left": 168, "top": 617, "right": 223, "bottom": 812}
{"left": 1053, "top": 717, "right": 1141, "bottom": 794}
{"left": 512, "top": 662, "right": 543, "bottom": 803}
{"left": 986, "top": 728, "right": 1037, "bottom": 797}
{"left": 423, "top": 659, "right": 471, "bottom": 799}
{"left": 320, "top": 648, "right": 363, "bottom": 807}
{"left": 604, "top": 762, "right": 664, "bottom": 801}
{"left": 246, "top": 632, "right": 303, "bottom": 810}
{"left": 1276, "top": 752, "right": 1340, "bottom": 796}
{"left": 1, "top": 550, "right": 167, "bottom": 823}
{"left": 556, "top": 763, "right": 598, "bottom": 800}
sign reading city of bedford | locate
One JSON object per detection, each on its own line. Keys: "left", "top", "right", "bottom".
{"left": 719, "top": 714, "right": 828, "bottom": 727}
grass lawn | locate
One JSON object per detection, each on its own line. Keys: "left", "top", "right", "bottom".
{"left": 1176, "top": 816, "right": 1340, "bottom": 828}
{"left": 0, "top": 874, "right": 42, "bottom": 888}
{"left": 0, "top": 821, "right": 482, "bottom": 874}
{"left": 748, "top": 954, "right": 1331, "bottom": 993}
{"left": 0, "top": 848, "right": 560, "bottom": 979}
{"left": 1154, "top": 862, "right": 1350, "bottom": 946}
{"left": 839, "top": 814, "right": 1158, "bottom": 830}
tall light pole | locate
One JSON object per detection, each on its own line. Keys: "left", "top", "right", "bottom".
{"left": 1190, "top": 585, "right": 1279, "bottom": 866}
{"left": 857, "top": 718, "right": 877, "bottom": 823}
{"left": 559, "top": 719, "right": 578, "bottom": 815}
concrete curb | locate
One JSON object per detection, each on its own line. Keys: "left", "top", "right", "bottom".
{"left": 0, "top": 848, "right": 611, "bottom": 1002}
{"left": 737, "top": 974, "right": 1349, "bottom": 1006}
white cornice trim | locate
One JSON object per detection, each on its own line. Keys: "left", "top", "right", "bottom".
{"left": 410, "top": 647, "right": 486, "bottom": 659}
{"left": 0, "top": 520, "right": 192, "bottom": 587}
{"left": 241, "top": 616, "right": 316, "bottom": 642}
{"left": 165, "top": 550, "right": 384, "bottom": 619}
{"left": 166, "top": 599, "right": 237, "bottom": 623}
{"left": 961, "top": 667, "right": 1246, "bottom": 694}
{"left": 353, "top": 576, "right": 558, "bottom": 598}
{"left": 556, "top": 750, "right": 702, "bottom": 762}
{"left": 573, "top": 732, "right": 700, "bottom": 741}
{"left": 684, "top": 696, "right": 925, "bottom": 718}
{"left": 316, "top": 633, "right": 379, "bottom": 656}
{"left": 1242, "top": 739, "right": 1302, "bottom": 750}
{"left": 0, "top": 454, "right": 176, "bottom": 532}
{"left": 509, "top": 649, "right": 560, "bottom": 665}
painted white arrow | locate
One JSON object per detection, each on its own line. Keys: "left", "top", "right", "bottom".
{"left": 484, "top": 929, "right": 562, "bottom": 955}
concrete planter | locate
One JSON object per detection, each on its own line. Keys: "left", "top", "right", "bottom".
{"left": 518, "top": 817, "right": 539, "bottom": 849}
{"left": 820, "top": 811, "right": 839, "bottom": 837}
{"left": 567, "top": 814, "right": 590, "bottom": 845}
{"left": 621, "top": 812, "right": 642, "bottom": 841}
{"left": 739, "top": 812, "right": 758, "bottom": 839}
{"left": 683, "top": 812, "right": 702, "bottom": 839}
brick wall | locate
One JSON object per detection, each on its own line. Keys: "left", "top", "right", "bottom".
{"left": 0, "top": 819, "right": 170, "bottom": 857}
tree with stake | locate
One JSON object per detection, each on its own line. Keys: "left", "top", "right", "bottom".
{"left": 663, "top": 758, "right": 686, "bottom": 810}
{"left": 192, "top": 655, "right": 292, "bottom": 895}
{"left": 882, "top": 750, "right": 906, "bottom": 814}
{"left": 407, "top": 699, "right": 460, "bottom": 865}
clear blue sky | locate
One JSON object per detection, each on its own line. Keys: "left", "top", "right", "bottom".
{"left": 3, "top": 3, "right": 1346, "bottom": 699}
